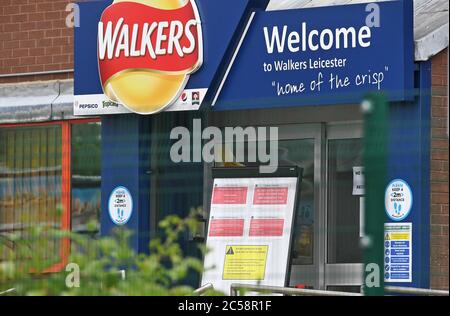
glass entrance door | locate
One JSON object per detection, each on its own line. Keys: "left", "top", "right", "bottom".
{"left": 258, "top": 122, "right": 364, "bottom": 291}
{"left": 204, "top": 110, "right": 364, "bottom": 291}
{"left": 324, "top": 123, "right": 364, "bottom": 292}
{"left": 276, "top": 125, "right": 322, "bottom": 289}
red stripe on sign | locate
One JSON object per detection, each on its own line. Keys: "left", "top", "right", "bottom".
{"left": 209, "top": 219, "right": 245, "bottom": 237}
{"left": 253, "top": 187, "right": 289, "bottom": 205}
{"left": 98, "top": 1, "right": 200, "bottom": 85}
{"left": 249, "top": 219, "right": 284, "bottom": 237}
{"left": 212, "top": 187, "right": 248, "bottom": 204}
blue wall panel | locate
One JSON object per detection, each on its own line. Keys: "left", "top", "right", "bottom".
{"left": 386, "top": 61, "right": 431, "bottom": 288}
{"left": 100, "top": 114, "right": 151, "bottom": 253}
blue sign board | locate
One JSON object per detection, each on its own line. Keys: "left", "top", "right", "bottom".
{"left": 213, "top": 0, "right": 414, "bottom": 110}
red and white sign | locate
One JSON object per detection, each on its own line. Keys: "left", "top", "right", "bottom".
{"left": 249, "top": 218, "right": 284, "bottom": 237}
{"left": 98, "top": 1, "right": 202, "bottom": 86}
{"left": 209, "top": 218, "right": 245, "bottom": 237}
{"left": 202, "top": 177, "right": 299, "bottom": 294}
{"left": 253, "top": 187, "right": 289, "bottom": 205}
{"left": 212, "top": 187, "right": 248, "bottom": 204}
{"left": 96, "top": 0, "right": 203, "bottom": 115}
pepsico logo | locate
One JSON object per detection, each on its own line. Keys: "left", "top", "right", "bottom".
{"left": 97, "top": 0, "right": 203, "bottom": 114}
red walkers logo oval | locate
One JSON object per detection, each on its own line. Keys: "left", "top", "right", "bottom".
{"left": 97, "top": 0, "right": 203, "bottom": 114}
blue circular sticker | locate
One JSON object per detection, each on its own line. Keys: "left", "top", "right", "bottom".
{"left": 108, "top": 186, "right": 133, "bottom": 225}
{"left": 384, "top": 179, "right": 412, "bottom": 221}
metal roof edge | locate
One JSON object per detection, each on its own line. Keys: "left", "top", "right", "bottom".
{"left": 52, "top": 79, "right": 76, "bottom": 121}
{"left": 0, "top": 79, "right": 77, "bottom": 124}
{"left": 415, "top": 23, "right": 449, "bottom": 61}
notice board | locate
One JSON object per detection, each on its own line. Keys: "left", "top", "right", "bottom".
{"left": 201, "top": 167, "right": 302, "bottom": 294}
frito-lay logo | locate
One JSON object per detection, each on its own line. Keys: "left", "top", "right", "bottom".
{"left": 98, "top": 0, "right": 203, "bottom": 114}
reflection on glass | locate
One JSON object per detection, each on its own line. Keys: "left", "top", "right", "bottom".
{"left": 327, "top": 138, "right": 363, "bottom": 264}
{"left": 279, "top": 140, "right": 314, "bottom": 265}
{"left": 71, "top": 123, "right": 101, "bottom": 234}
{"left": 215, "top": 139, "right": 315, "bottom": 265}
{"left": 0, "top": 126, "right": 62, "bottom": 262}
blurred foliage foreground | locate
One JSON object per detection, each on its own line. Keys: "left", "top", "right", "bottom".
{"left": 0, "top": 208, "right": 221, "bottom": 296}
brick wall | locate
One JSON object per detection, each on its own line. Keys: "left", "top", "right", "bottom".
{"left": 0, "top": 0, "right": 74, "bottom": 84}
{"left": 430, "top": 48, "right": 449, "bottom": 290}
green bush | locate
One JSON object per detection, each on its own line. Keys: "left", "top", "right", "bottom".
{"left": 0, "top": 207, "right": 222, "bottom": 296}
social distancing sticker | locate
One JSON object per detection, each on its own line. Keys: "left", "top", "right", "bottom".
{"left": 223, "top": 245, "right": 268, "bottom": 280}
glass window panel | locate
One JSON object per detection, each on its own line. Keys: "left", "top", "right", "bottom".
{"left": 0, "top": 125, "right": 62, "bottom": 263}
{"left": 327, "top": 138, "right": 363, "bottom": 264}
{"left": 279, "top": 140, "right": 315, "bottom": 265}
{"left": 71, "top": 122, "right": 101, "bottom": 234}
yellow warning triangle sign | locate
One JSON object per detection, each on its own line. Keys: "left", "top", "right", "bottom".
{"left": 226, "top": 247, "right": 234, "bottom": 255}
{"left": 385, "top": 233, "right": 390, "bottom": 240}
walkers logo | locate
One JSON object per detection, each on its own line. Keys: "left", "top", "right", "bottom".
{"left": 97, "top": 0, "right": 203, "bottom": 115}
